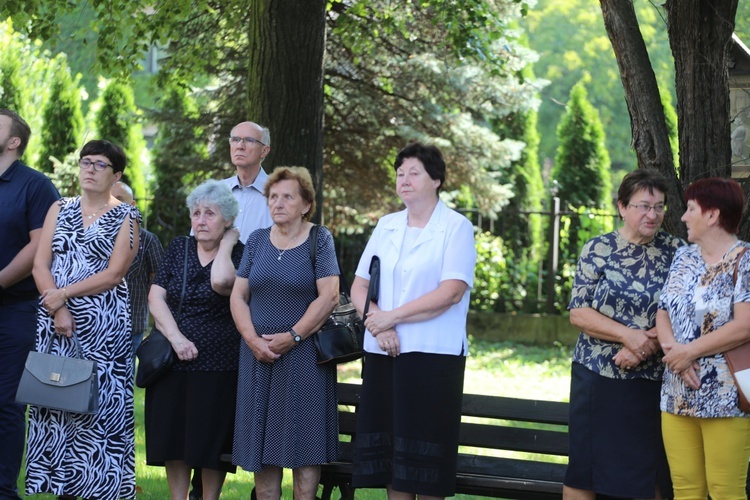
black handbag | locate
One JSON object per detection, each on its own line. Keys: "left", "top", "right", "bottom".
{"left": 15, "top": 332, "right": 99, "bottom": 414}
{"left": 135, "top": 237, "right": 189, "bottom": 388}
{"left": 309, "top": 225, "right": 367, "bottom": 365}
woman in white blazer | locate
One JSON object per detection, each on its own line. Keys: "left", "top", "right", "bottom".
{"left": 350, "top": 142, "right": 477, "bottom": 500}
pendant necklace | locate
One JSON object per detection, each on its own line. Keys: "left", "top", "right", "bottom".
{"left": 82, "top": 201, "right": 109, "bottom": 220}
{"left": 276, "top": 228, "right": 301, "bottom": 260}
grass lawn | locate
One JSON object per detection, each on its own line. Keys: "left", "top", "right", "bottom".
{"left": 21, "top": 339, "right": 573, "bottom": 499}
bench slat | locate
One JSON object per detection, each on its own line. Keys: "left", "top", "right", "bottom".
{"left": 460, "top": 422, "right": 568, "bottom": 456}
{"left": 462, "top": 393, "right": 569, "bottom": 425}
{"left": 457, "top": 453, "right": 566, "bottom": 482}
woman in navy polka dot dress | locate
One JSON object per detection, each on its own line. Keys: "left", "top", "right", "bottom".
{"left": 230, "top": 167, "right": 340, "bottom": 500}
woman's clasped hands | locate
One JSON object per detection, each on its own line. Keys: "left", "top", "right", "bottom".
{"left": 41, "top": 287, "right": 75, "bottom": 337}
{"left": 613, "top": 328, "right": 659, "bottom": 370}
{"left": 661, "top": 341, "right": 701, "bottom": 390}
{"left": 365, "top": 310, "right": 400, "bottom": 357}
{"left": 40, "top": 287, "right": 68, "bottom": 315}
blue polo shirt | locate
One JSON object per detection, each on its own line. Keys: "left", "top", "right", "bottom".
{"left": 0, "top": 160, "right": 60, "bottom": 299}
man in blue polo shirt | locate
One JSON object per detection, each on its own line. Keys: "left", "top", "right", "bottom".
{"left": 0, "top": 109, "right": 60, "bottom": 499}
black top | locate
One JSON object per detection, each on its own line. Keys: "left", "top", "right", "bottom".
{"left": 153, "top": 236, "right": 244, "bottom": 371}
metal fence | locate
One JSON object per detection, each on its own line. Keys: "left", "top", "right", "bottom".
{"left": 141, "top": 196, "right": 620, "bottom": 315}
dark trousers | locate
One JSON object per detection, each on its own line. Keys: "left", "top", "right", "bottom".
{"left": 0, "top": 300, "right": 37, "bottom": 500}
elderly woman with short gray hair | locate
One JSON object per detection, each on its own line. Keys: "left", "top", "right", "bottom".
{"left": 145, "top": 180, "right": 244, "bottom": 500}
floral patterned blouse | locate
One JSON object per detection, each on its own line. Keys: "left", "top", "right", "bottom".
{"left": 569, "top": 230, "right": 684, "bottom": 380}
{"left": 659, "top": 242, "right": 750, "bottom": 418}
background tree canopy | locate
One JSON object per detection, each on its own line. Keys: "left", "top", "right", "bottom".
{"left": 5, "top": 0, "right": 542, "bottom": 233}
{"left": 3, "top": 0, "right": 750, "bottom": 314}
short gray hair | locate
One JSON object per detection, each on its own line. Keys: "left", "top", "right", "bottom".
{"left": 186, "top": 180, "right": 239, "bottom": 222}
{"left": 260, "top": 125, "right": 271, "bottom": 147}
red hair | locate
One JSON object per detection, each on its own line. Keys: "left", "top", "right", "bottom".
{"left": 684, "top": 177, "right": 745, "bottom": 234}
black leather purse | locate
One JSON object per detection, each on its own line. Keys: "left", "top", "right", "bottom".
{"left": 309, "top": 225, "right": 367, "bottom": 365}
{"left": 135, "top": 237, "right": 189, "bottom": 388}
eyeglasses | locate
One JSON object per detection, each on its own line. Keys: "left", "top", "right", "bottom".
{"left": 229, "top": 136, "right": 266, "bottom": 146}
{"left": 78, "top": 158, "right": 113, "bottom": 171}
{"left": 628, "top": 203, "right": 665, "bottom": 214}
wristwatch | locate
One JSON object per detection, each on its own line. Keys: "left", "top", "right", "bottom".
{"left": 290, "top": 328, "right": 302, "bottom": 343}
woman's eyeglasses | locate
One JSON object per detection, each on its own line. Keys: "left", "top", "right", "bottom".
{"left": 628, "top": 203, "right": 665, "bottom": 214}
{"left": 79, "top": 158, "right": 113, "bottom": 171}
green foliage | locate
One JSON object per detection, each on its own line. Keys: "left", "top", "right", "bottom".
{"left": 737, "top": 2, "right": 750, "bottom": 44}
{"left": 553, "top": 206, "right": 616, "bottom": 313}
{"left": 2, "top": 0, "right": 155, "bottom": 76}
{"left": 324, "top": 0, "right": 540, "bottom": 229}
{"left": 471, "top": 230, "right": 541, "bottom": 313}
{"left": 148, "top": 85, "right": 209, "bottom": 243}
{"left": 522, "top": 0, "right": 675, "bottom": 175}
{"left": 551, "top": 81, "right": 612, "bottom": 296}
{"left": 661, "top": 85, "right": 679, "bottom": 167}
{"left": 553, "top": 81, "right": 611, "bottom": 209}
{"left": 48, "top": 150, "right": 82, "bottom": 197}
{"left": 0, "top": 44, "right": 26, "bottom": 116}
{"left": 471, "top": 231, "right": 507, "bottom": 312}
{"left": 38, "top": 55, "right": 84, "bottom": 173}
{"left": 94, "top": 79, "right": 147, "bottom": 207}
{"left": 490, "top": 103, "right": 545, "bottom": 311}
{"left": 0, "top": 21, "right": 59, "bottom": 168}
{"left": 5, "top": 1, "right": 544, "bottom": 232}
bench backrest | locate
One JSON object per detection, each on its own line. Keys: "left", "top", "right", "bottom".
{"left": 335, "top": 382, "right": 569, "bottom": 458}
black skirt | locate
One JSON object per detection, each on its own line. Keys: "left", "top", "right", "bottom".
{"left": 564, "top": 362, "right": 672, "bottom": 498}
{"left": 145, "top": 370, "right": 238, "bottom": 473}
{"left": 352, "top": 351, "right": 466, "bottom": 497}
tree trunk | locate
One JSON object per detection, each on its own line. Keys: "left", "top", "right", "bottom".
{"left": 599, "top": 0, "right": 685, "bottom": 237}
{"left": 247, "top": 0, "right": 327, "bottom": 222}
{"left": 666, "top": 0, "right": 738, "bottom": 182}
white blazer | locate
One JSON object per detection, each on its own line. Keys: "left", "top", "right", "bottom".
{"left": 355, "top": 200, "right": 476, "bottom": 356}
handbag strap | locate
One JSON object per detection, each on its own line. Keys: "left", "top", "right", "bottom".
{"left": 733, "top": 247, "right": 748, "bottom": 285}
{"left": 44, "top": 331, "right": 85, "bottom": 358}
{"left": 308, "top": 224, "right": 354, "bottom": 297}
{"left": 363, "top": 256, "right": 379, "bottom": 317}
{"left": 176, "top": 236, "right": 189, "bottom": 320}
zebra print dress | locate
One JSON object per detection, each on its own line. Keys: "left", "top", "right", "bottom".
{"left": 25, "top": 197, "right": 138, "bottom": 499}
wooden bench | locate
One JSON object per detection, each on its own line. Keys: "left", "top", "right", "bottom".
{"left": 319, "top": 382, "right": 569, "bottom": 500}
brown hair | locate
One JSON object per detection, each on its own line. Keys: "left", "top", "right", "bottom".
{"left": 263, "top": 166, "right": 316, "bottom": 221}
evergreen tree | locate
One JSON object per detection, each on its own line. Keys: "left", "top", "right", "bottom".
{"left": 94, "top": 79, "right": 147, "bottom": 205}
{"left": 149, "top": 85, "right": 208, "bottom": 243}
{"left": 0, "top": 43, "right": 29, "bottom": 163}
{"left": 0, "top": 48, "right": 26, "bottom": 116}
{"left": 550, "top": 80, "right": 612, "bottom": 304}
{"left": 552, "top": 81, "right": 611, "bottom": 209}
{"left": 38, "top": 55, "right": 84, "bottom": 173}
{"left": 495, "top": 107, "right": 545, "bottom": 312}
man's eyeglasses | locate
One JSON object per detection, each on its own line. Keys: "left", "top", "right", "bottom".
{"left": 229, "top": 136, "right": 266, "bottom": 146}
{"left": 628, "top": 203, "right": 665, "bottom": 214}
{"left": 79, "top": 158, "right": 113, "bottom": 171}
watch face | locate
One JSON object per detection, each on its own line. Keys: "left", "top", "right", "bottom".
{"left": 294, "top": 335, "right": 302, "bottom": 342}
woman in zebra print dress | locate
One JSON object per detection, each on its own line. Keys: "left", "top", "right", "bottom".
{"left": 28, "top": 140, "right": 140, "bottom": 500}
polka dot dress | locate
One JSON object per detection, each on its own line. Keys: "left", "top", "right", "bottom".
{"left": 233, "top": 226, "right": 340, "bottom": 472}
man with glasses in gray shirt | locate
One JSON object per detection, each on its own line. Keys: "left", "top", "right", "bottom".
{"left": 222, "top": 121, "right": 273, "bottom": 243}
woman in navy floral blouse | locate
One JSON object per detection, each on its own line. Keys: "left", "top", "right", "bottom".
{"left": 564, "top": 170, "right": 683, "bottom": 500}
{"left": 657, "top": 177, "right": 750, "bottom": 499}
